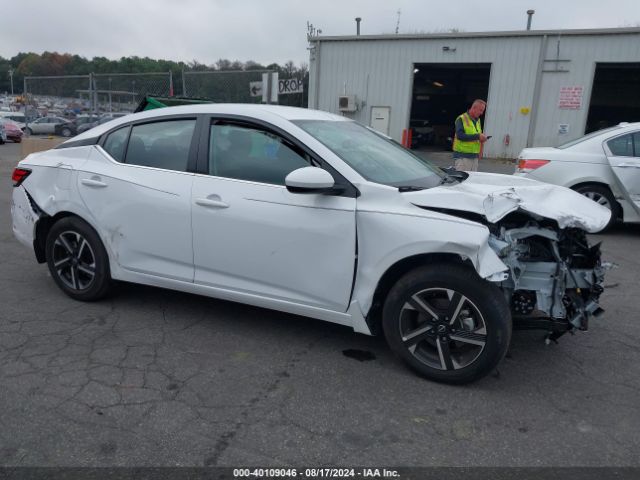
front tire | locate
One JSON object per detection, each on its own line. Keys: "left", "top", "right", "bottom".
{"left": 382, "top": 263, "right": 511, "bottom": 384}
{"left": 45, "top": 217, "right": 112, "bottom": 301}
{"left": 60, "top": 127, "right": 72, "bottom": 137}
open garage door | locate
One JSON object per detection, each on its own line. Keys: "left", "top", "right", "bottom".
{"left": 586, "top": 63, "right": 640, "bottom": 134}
{"left": 410, "top": 63, "right": 491, "bottom": 151}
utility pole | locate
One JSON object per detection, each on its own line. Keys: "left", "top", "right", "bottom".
{"left": 8, "top": 69, "right": 14, "bottom": 95}
{"left": 395, "top": 9, "right": 401, "bottom": 34}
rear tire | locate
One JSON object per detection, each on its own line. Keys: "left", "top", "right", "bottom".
{"left": 45, "top": 217, "right": 112, "bottom": 301}
{"left": 382, "top": 263, "right": 511, "bottom": 384}
{"left": 574, "top": 184, "right": 618, "bottom": 232}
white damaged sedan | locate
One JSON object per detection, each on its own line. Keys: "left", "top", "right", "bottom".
{"left": 11, "top": 105, "right": 611, "bottom": 384}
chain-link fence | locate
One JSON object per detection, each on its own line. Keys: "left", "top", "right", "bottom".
{"left": 19, "top": 69, "right": 306, "bottom": 134}
{"left": 92, "top": 72, "right": 172, "bottom": 113}
{"left": 181, "top": 69, "right": 274, "bottom": 103}
{"left": 23, "top": 72, "right": 172, "bottom": 118}
{"left": 21, "top": 74, "right": 91, "bottom": 121}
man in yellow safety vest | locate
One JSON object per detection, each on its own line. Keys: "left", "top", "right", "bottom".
{"left": 452, "top": 99, "right": 487, "bottom": 172}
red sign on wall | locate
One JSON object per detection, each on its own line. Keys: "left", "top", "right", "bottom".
{"left": 558, "top": 86, "right": 584, "bottom": 109}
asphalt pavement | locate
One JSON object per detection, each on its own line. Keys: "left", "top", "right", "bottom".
{"left": 0, "top": 141, "right": 639, "bottom": 467}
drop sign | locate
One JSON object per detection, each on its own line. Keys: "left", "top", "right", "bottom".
{"left": 278, "top": 78, "right": 304, "bottom": 95}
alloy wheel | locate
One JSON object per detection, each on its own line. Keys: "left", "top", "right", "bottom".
{"left": 398, "top": 288, "right": 487, "bottom": 371}
{"left": 51, "top": 231, "right": 97, "bottom": 291}
{"left": 582, "top": 191, "right": 612, "bottom": 210}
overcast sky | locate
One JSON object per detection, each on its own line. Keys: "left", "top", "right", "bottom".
{"left": 2, "top": 0, "right": 639, "bottom": 66}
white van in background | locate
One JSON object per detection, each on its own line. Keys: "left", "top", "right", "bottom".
{"left": 0, "top": 112, "right": 26, "bottom": 130}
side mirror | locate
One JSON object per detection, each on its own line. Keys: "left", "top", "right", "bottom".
{"left": 285, "top": 166, "right": 335, "bottom": 194}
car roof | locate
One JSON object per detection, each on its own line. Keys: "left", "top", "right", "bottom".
{"left": 588, "top": 122, "right": 640, "bottom": 140}
{"left": 70, "top": 104, "right": 348, "bottom": 142}
{"left": 594, "top": 122, "right": 640, "bottom": 136}
{"left": 615, "top": 122, "right": 640, "bottom": 131}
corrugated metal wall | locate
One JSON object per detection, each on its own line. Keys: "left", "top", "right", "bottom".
{"left": 308, "top": 31, "right": 640, "bottom": 158}
{"left": 532, "top": 32, "right": 640, "bottom": 148}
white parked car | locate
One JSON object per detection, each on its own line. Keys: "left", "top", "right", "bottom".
{"left": 11, "top": 105, "right": 611, "bottom": 384}
{"left": 516, "top": 122, "right": 640, "bottom": 231}
{"left": 0, "top": 111, "right": 26, "bottom": 130}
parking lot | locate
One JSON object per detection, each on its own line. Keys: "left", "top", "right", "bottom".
{"left": 1, "top": 140, "right": 639, "bottom": 467}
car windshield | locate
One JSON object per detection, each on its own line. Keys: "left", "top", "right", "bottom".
{"left": 293, "top": 120, "right": 445, "bottom": 189}
{"left": 557, "top": 125, "right": 624, "bottom": 149}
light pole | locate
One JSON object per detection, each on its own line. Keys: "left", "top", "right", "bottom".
{"left": 8, "top": 69, "right": 14, "bottom": 96}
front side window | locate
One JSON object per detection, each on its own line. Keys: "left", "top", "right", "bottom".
{"left": 294, "top": 120, "right": 445, "bottom": 189}
{"left": 103, "top": 126, "right": 129, "bottom": 162}
{"left": 607, "top": 133, "right": 634, "bottom": 157}
{"left": 124, "top": 119, "right": 196, "bottom": 172}
{"left": 209, "top": 123, "right": 309, "bottom": 185}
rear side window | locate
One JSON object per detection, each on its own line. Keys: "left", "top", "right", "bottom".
{"left": 103, "top": 126, "right": 129, "bottom": 162}
{"left": 125, "top": 119, "right": 196, "bottom": 172}
{"left": 607, "top": 133, "right": 635, "bottom": 157}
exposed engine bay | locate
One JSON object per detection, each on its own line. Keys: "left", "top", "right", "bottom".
{"left": 487, "top": 214, "right": 608, "bottom": 341}
{"left": 407, "top": 173, "right": 614, "bottom": 343}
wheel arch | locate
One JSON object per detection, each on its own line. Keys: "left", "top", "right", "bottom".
{"left": 569, "top": 181, "right": 622, "bottom": 220}
{"left": 364, "top": 252, "right": 474, "bottom": 335}
{"left": 34, "top": 211, "right": 98, "bottom": 263}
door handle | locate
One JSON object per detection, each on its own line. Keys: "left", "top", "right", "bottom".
{"left": 195, "top": 198, "right": 229, "bottom": 209}
{"left": 81, "top": 178, "right": 108, "bottom": 188}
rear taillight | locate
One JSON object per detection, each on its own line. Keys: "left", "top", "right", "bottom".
{"left": 12, "top": 168, "right": 31, "bottom": 187}
{"left": 516, "top": 159, "right": 550, "bottom": 174}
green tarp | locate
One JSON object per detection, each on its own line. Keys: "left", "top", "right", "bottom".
{"left": 134, "top": 96, "right": 212, "bottom": 113}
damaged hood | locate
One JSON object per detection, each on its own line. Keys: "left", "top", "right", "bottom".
{"left": 403, "top": 172, "right": 611, "bottom": 232}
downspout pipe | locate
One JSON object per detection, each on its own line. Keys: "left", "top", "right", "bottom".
{"left": 527, "top": 34, "right": 547, "bottom": 147}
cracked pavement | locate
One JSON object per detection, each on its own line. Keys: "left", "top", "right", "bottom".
{"left": 1, "top": 142, "right": 639, "bottom": 466}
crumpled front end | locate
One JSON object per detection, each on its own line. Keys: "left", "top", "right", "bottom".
{"left": 487, "top": 219, "right": 609, "bottom": 341}
{"left": 406, "top": 172, "right": 611, "bottom": 340}
{"left": 406, "top": 172, "right": 612, "bottom": 233}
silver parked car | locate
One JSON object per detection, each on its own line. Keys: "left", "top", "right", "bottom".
{"left": 26, "top": 116, "right": 70, "bottom": 135}
{"left": 516, "top": 122, "right": 640, "bottom": 232}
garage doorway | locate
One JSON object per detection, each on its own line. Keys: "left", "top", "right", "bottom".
{"left": 586, "top": 63, "right": 640, "bottom": 133}
{"left": 409, "top": 63, "right": 491, "bottom": 151}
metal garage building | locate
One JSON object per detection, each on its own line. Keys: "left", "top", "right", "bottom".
{"left": 307, "top": 27, "right": 640, "bottom": 158}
